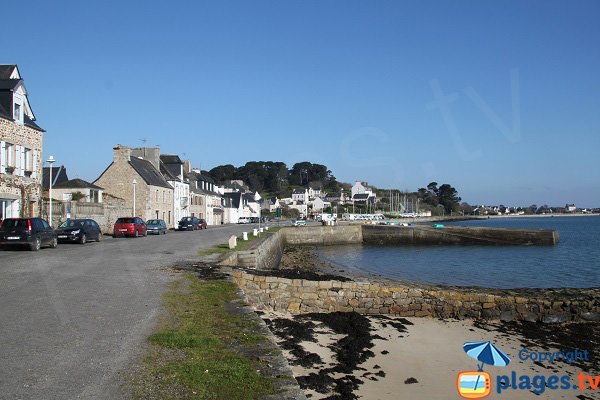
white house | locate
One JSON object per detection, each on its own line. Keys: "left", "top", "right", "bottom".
{"left": 292, "top": 189, "right": 308, "bottom": 203}
{"left": 51, "top": 179, "right": 103, "bottom": 203}
{"left": 312, "top": 197, "right": 331, "bottom": 212}
{"left": 351, "top": 181, "right": 376, "bottom": 203}
{"left": 158, "top": 154, "right": 190, "bottom": 224}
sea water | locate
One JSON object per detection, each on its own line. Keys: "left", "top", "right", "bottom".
{"left": 316, "top": 216, "right": 600, "bottom": 288}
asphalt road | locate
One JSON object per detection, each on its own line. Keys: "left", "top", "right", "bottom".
{"left": 0, "top": 223, "right": 270, "bottom": 399}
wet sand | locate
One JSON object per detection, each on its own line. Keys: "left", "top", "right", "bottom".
{"left": 263, "top": 311, "right": 599, "bottom": 400}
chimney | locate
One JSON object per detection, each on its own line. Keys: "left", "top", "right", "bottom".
{"left": 113, "top": 145, "right": 131, "bottom": 163}
{"left": 183, "top": 160, "right": 192, "bottom": 173}
{"left": 131, "top": 147, "right": 160, "bottom": 171}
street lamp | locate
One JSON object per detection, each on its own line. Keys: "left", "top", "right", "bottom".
{"left": 47, "top": 155, "right": 55, "bottom": 225}
{"left": 132, "top": 179, "right": 137, "bottom": 217}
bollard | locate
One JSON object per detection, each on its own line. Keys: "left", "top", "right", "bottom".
{"left": 242, "top": 232, "right": 248, "bottom": 241}
{"left": 259, "top": 228, "right": 264, "bottom": 233}
{"left": 228, "top": 235, "right": 237, "bottom": 249}
{"left": 253, "top": 228, "right": 258, "bottom": 237}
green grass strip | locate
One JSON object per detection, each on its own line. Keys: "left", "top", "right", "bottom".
{"left": 141, "top": 275, "right": 274, "bottom": 399}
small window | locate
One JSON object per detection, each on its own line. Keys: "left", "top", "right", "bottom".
{"left": 14, "top": 103, "right": 21, "bottom": 121}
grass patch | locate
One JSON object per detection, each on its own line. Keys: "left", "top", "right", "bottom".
{"left": 198, "top": 227, "right": 282, "bottom": 256}
{"left": 134, "top": 275, "right": 274, "bottom": 399}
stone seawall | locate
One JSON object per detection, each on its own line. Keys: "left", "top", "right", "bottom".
{"left": 283, "top": 225, "right": 363, "bottom": 245}
{"left": 231, "top": 270, "right": 600, "bottom": 323}
{"left": 362, "top": 225, "right": 559, "bottom": 245}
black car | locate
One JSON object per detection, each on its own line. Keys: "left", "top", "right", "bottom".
{"left": 0, "top": 217, "right": 58, "bottom": 251}
{"left": 178, "top": 216, "right": 201, "bottom": 231}
{"left": 55, "top": 219, "right": 102, "bottom": 244}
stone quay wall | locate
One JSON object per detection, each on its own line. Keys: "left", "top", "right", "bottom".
{"left": 231, "top": 270, "right": 600, "bottom": 323}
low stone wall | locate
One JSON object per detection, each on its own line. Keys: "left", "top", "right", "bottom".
{"left": 234, "top": 230, "right": 286, "bottom": 269}
{"left": 283, "top": 225, "right": 363, "bottom": 245}
{"left": 231, "top": 270, "right": 600, "bottom": 323}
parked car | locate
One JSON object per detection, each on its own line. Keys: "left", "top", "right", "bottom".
{"left": 0, "top": 217, "right": 58, "bottom": 251}
{"left": 237, "top": 217, "right": 251, "bottom": 224}
{"left": 146, "top": 219, "right": 168, "bottom": 235}
{"left": 113, "top": 217, "right": 147, "bottom": 237}
{"left": 55, "top": 218, "right": 102, "bottom": 244}
{"left": 198, "top": 218, "right": 208, "bottom": 229}
{"left": 178, "top": 216, "right": 201, "bottom": 231}
{"left": 292, "top": 219, "right": 307, "bottom": 227}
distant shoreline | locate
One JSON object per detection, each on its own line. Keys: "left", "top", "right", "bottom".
{"left": 488, "top": 213, "right": 599, "bottom": 219}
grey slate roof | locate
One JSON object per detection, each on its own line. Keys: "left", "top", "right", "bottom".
{"left": 0, "top": 79, "right": 22, "bottom": 90}
{"left": 223, "top": 192, "right": 242, "bottom": 208}
{"left": 159, "top": 155, "right": 183, "bottom": 179}
{"left": 243, "top": 193, "right": 257, "bottom": 203}
{"left": 54, "top": 178, "right": 103, "bottom": 190}
{"left": 43, "top": 166, "right": 69, "bottom": 189}
{"left": 0, "top": 65, "right": 17, "bottom": 79}
{"left": 0, "top": 65, "right": 44, "bottom": 131}
{"left": 129, "top": 157, "right": 172, "bottom": 189}
{"left": 353, "top": 193, "right": 370, "bottom": 200}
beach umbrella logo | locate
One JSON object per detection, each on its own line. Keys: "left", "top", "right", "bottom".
{"left": 457, "top": 341, "right": 511, "bottom": 399}
{"left": 463, "top": 341, "right": 511, "bottom": 370}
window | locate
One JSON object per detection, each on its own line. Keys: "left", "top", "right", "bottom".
{"left": 24, "top": 148, "right": 32, "bottom": 175}
{"left": 1, "top": 142, "right": 14, "bottom": 173}
{"left": 14, "top": 103, "right": 21, "bottom": 121}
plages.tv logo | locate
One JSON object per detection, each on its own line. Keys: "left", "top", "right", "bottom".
{"left": 457, "top": 341, "right": 511, "bottom": 399}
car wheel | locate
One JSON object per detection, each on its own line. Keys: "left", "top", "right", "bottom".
{"left": 134, "top": 230, "right": 139, "bottom": 238}
{"left": 80, "top": 234, "right": 87, "bottom": 244}
{"left": 30, "top": 237, "right": 41, "bottom": 251}
{"left": 50, "top": 237, "right": 58, "bottom": 248}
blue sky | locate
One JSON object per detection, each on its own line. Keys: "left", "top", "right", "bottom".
{"left": 3, "top": 1, "right": 599, "bottom": 206}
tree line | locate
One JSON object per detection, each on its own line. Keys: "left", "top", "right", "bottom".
{"left": 208, "top": 161, "right": 341, "bottom": 196}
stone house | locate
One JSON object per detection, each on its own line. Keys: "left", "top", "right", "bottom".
{"left": 94, "top": 145, "right": 175, "bottom": 226}
{"left": 0, "top": 65, "right": 44, "bottom": 219}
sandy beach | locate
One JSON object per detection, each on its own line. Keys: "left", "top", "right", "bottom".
{"left": 271, "top": 246, "right": 600, "bottom": 399}
{"left": 262, "top": 311, "right": 599, "bottom": 400}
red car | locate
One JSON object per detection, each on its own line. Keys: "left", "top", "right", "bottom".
{"left": 113, "top": 217, "right": 147, "bottom": 238}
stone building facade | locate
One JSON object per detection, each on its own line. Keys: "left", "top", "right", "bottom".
{"left": 94, "top": 145, "right": 175, "bottom": 226}
{"left": 0, "top": 65, "right": 44, "bottom": 219}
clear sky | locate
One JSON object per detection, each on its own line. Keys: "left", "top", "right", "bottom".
{"left": 3, "top": 0, "right": 599, "bottom": 207}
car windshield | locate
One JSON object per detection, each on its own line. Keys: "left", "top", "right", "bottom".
{"left": 147, "top": 220, "right": 160, "bottom": 224}
{"left": 116, "top": 218, "right": 134, "bottom": 223}
{"left": 181, "top": 218, "right": 192, "bottom": 222}
{"left": 59, "top": 220, "right": 85, "bottom": 228}
{"left": 1, "top": 219, "right": 28, "bottom": 229}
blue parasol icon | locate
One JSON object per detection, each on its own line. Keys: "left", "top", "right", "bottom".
{"left": 463, "top": 341, "right": 511, "bottom": 371}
